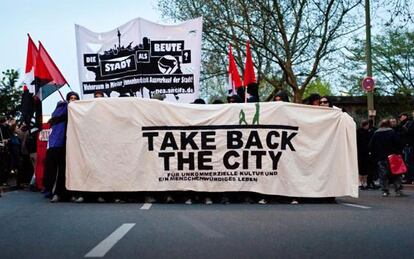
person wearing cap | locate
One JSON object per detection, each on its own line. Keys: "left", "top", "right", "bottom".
{"left": 43, "top": 91, "right": 79, "bottom": 203}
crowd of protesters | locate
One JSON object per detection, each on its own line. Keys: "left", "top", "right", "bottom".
{"left": 0, "top": 116, "right": 37, "bottom": 193}
{"left": 357, "top": 112, "right": 414, "bottom": 197}
{"left": 1, "top": 87, "right": 411, "bottom": 201}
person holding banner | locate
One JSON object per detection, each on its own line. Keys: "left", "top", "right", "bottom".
{"left": 44, "top": 91, "right": 79, "bottom": 202}
{"left": 319, "top": 96, "right": 333, "bottom": 108}
{"left": 93, "top": 90, "right": 105, "bottom": 98}
{"left": 303, "top": 93, "right": 321, "bottom": 106}
{"left": 273, "top": 90, "right": 290, "bottom": 102}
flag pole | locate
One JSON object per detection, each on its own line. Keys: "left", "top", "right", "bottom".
{"left": 66, "top": 82, "right": 73, "bottom": 91}
{"left": 56, "top": 87, "right": 66, "bottom": 102}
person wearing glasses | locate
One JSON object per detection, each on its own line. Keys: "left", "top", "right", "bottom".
{"left": 319, "top": 96, "right": 332, "bottom": 107}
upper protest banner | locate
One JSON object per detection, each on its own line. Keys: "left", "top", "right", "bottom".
{"left": 75, "top": 17, "right": 202, "bottom": 102}
{"left": 66, "top": 99, "right": 359, "bottom": 198}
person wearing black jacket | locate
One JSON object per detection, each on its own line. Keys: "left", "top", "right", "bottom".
{"left": 397, "top": 113, "right": 414, "bottom": 184}
{"left": 357, "top": 120, "right": 371, "bottom": 189}
{"left": 0, "top": 116, "right": 11, "bottom": 187}
{"left": 369, "top": 119, "right": 404, "bottom": 197}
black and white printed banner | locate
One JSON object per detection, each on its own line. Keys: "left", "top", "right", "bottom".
{"left": 66, "top": 99, "right": 359, "bottom": 198}
{"left": 75, "top": 17, "right": 202, "bottom": 102}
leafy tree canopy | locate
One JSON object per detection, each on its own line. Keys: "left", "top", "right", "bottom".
{"left": 342, "top": 29, "right": 414, "bottom": 96}
{"left": 0, "top": 69, "right": 21, "bottom": 117}
{"left": 158, "top": 0, "right": 363, "bottom": 102}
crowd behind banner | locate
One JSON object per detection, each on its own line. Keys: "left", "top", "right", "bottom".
{"left": 0, "top": 117, "right": 37, "bottom": 190}
{"left": 0, "top": 90, "right": 410, "bottom": 202}
{"left": 357, "top": 112, "right": 414, "bottom": 196}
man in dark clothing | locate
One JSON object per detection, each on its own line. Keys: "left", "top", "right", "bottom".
{"left": 397, "top": 113, "right": 414, "bottom": 184}
{"left": 397, "top": 113, "right": 414, "bottom": 144}
{"left": 390, "top": 117, "right": 398, "bottom": 130}
{"left": 369, "top": 119, "right": 404, "bottom": 197}
{"left": 357, "top": 120, "right": 371, "bottom": 189}
{"left": 366, "top": 119, "right": 378, "bottom": 189}
{"left": 0, "top": 116, "right": 11, "bottom": 186}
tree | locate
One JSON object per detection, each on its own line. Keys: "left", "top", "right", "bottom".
{"left": 343, "top": 29, "right": 414, "bottom": 95}
{"left": 0, "top": 69, "right": 21, "bottom": 117}
{"left": 303, "top": 78, "right": 333, "bottom": 98}
{"left": 371, "top": 0, "right": 414, "bottom": 27}
{"left": 372, "top": 30, "right": 414, "bottom": 94}
{"left": 159, "top": 0, "right": 363, "bottom": 102}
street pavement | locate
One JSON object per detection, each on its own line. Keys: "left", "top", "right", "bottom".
{"left": 0, "top": 188, "right": 413, "bottom": 259}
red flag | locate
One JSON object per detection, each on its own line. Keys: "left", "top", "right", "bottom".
{"left": 34, "top": 47, "right": 53, "bottom": 89}
{"left": 34, "top": 42, "right": 68, "bottom": 100}
{"left": 243, "top": 40, "right": 256, "bottom": 87}
{"left": 24, "top": 34, "right": 39, "bottom": 94}
{"left": 37, "top": 42, "right": 67, "bottom": 86}
{"left": 228, "top": 44, "right": 242, "bottom": 94}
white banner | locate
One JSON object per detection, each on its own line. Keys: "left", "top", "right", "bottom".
{"left": 75, "top": 17, "right": 202, "bottom": 102}
{"left": 66, "top": 99, "right": 359, "bottom": 198}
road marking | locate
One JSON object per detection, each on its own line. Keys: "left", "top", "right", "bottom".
{"left": 140, "top": 203, "right": 152, "bottom": 210}
{"left": 84, "top": 223, "right": 135, "bottom": 257}
{"left": 178, "top": 215, "right": 224, "bottom": 238}
{"left": 340, "top": 203, "right": 371, "bottom": 209}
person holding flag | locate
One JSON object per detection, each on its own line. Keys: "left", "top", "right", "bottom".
{"left": 243, "top": 40, "right": 259, "bottom": 103}
{"left": 227, "top": 44, "right": 242, "bottom": 95}
{"left": 22, "top": 35, "right": 73, "bottom": 198}
{"left": 44, "top": 91, "right": 80, "bottom": 202}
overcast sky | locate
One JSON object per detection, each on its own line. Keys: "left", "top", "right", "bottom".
{"left": 0, "top": 0, "right": 162, "bottom": 114}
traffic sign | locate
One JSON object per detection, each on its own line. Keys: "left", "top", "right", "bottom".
{"left": 362, "top": 77, "right": 375, "bottom": 92}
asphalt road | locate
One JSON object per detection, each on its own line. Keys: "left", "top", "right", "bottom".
{"left": 1, "top": 188, "right": 413, "bottom": 259}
